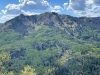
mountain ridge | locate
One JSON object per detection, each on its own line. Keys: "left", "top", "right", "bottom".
{"left": 2, "top": 12, "right": 100, "bottom": 34}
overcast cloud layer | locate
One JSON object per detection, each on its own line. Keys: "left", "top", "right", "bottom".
{"left": 1, "top": 0, "right": 100, "bottom": 23}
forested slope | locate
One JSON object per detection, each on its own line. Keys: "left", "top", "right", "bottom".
{"left": 0, "top": 12, "right": 100, "bottom": 75}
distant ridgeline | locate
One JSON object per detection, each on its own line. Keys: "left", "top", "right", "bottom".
{"left": 0, "top": 12, "right": 100, "bottom": 75}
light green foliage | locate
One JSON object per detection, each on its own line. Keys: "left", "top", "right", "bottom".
{"left": 20, "top": 65, "right": 36, "bottom": 75}
{"left": 0, "top": 51, "right": 10, "bottom": 74}
{"left": 8, "top": 71, "right": 14, "bottom": 75}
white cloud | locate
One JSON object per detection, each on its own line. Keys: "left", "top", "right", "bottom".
{"left": 51, "top": 10, "right": 61, "bottom": 13}
{"left": 22, "top": 10, "right": 40, "bottom": 15}
{"left": 86, "top": 0, "right": 93, "bottom": 4}
{"left": 27, "top": 1, "right": 36, "bottom": 5}
{"left": 68, "top": 0, "right": 86, "bottom": 10}
{"left": 2, "top": 0, "right": 50, "bottom": 14}
{"left": 64, "top": 0, "right": 100, "bottom": 17}
{"left": 2, "top": 7, "right": 22, "bottom": 14}
{"left": 86, "top": 0, "right": 100, "bottom": 5}
{"left": 0, "top": 11, "right": 40, "bottom": 23}
{"left": 19, "top": 0, "right": 50, "bottom": 10}
{"left": 92, "top": 0, "right": 100, "bottom": 5}
{"left": 0, "top": 15, "right": 18, "bottom": 23}
{"left": 1, "top": 0, "right": 51, "bottom": 23}
{"left": 63, "top": 3, "right": 69, "bottom": 9}
{"left": 53, "top": 6, "right": 62, "bottom": 10}
{"left": 51, "top": 5, "right": 63, "bottom": 12}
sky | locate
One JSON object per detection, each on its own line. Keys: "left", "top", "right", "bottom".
{"left": 0, "top": 0, "right": 100, "bottom": 23}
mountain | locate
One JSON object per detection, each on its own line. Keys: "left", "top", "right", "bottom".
{"left": 0, "top": 12, "right": 100, "bottom": 75}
